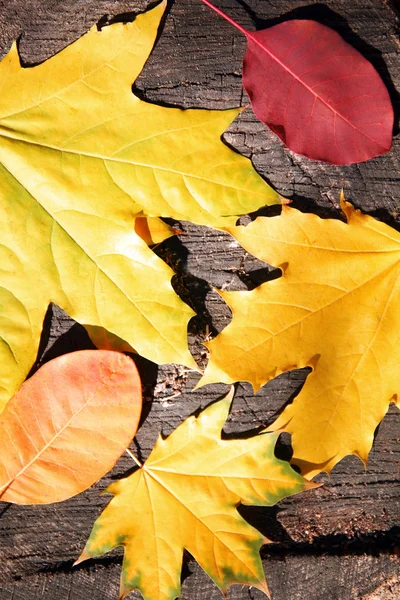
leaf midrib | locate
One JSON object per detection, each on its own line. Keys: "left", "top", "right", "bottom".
{"left": 146, "top": 440, "right": 294, "bottom": 487}
{"left": 142, "top": 465, "right": 265, "bottom": 584}
{"left": 0, "top": 130, "right": 269, "bottom": 198}
{"left": 311, "top": 266, "right": 400, "bottom": 455}
{"left": 224, "top": 256, "right": 400, "bottom": 364}
{"left": 0, "top": 379, "right": 109, "bottom": 498}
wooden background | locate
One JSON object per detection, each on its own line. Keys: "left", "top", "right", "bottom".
{"left": 0, "top": 0, "right": 399, "bottom": 598}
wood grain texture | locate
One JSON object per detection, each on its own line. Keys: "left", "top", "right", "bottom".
{"left": 0, "top": 0, "right": 399, "bottom": 598}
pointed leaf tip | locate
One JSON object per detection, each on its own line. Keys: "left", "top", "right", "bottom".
{"left": 74, "top": 548, "right": 91, "bottom": 567}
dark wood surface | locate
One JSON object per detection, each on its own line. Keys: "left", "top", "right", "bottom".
{"left": 0, "top": 0, "right": 399, "bottom": 599}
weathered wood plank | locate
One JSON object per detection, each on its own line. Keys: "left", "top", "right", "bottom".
{"left": 0, "top": 553, "right": 398, "bottom": 600}
{"left": 0, "top": 0, "right": 399, "bottom": 598}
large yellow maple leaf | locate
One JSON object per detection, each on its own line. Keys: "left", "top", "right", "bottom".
{"left": 0, "top": 1, "right": 279, "bottom": 411}
{"left": 76, "top": 388, "right": 314, "bottom": 600}
{"left": 201, "top": 196, "right": 400, "bottom": 477}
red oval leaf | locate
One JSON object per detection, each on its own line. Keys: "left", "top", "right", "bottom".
{"left": 0, "top": 350, "right": 142, "bottom": 504}
{"left": 202, "top": 0, "right": 393, "bottom": 165}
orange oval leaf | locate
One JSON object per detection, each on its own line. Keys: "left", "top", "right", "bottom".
{"left": 0, "top": 350, "right": 142, "bottom": 504}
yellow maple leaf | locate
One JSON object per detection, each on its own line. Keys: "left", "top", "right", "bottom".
{"left": 76, "top": 388, "right": 314, "bottom": 600}
{"left": 201, "top": 195, "right": 400, "bottom": 477}
{"left": 0, "top": 1, "right": 279, "bottom": 411}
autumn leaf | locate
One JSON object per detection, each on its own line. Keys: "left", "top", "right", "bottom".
{"left": 76, "top": 388, "right": 314, "bottom": 600}
{"left": 201, "top": 0, "right": 393, "bottom": 164}
{"left": 0, "top": 1, "right": 280, "bottom": 411}
{"left": 0, "top": 350, "right": 142, "bottom": 504}
{"left": 0, "top": 1, "right": 278, "bottom": 228}
{"left": 133, "top": 217, "right": 176, "bottom": 247}
{"left": 201, "top": 196, "right": 400, "bottom": 477}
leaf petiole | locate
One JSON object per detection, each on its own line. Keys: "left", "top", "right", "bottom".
{"left": 200, "top": 0, "right": 248, "bottom": 36}
{"left": 125, "top": 448, "right": 142, "bottom": 468}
